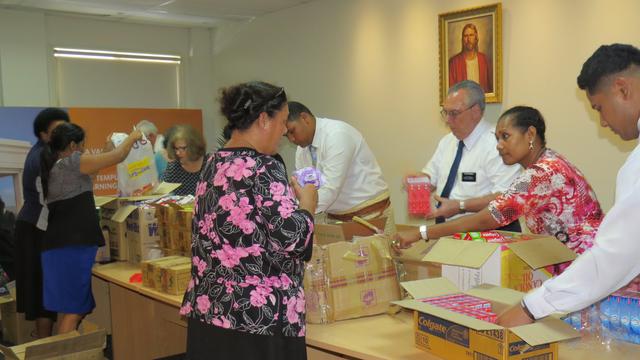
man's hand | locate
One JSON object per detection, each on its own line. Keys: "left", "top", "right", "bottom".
{"left": 430, "top": 195, "right": 461, "bottom": 219}
{"left": 496, "top": 303, "right": 535, "bottom": 327}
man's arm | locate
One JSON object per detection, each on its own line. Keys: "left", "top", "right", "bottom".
{"left": 431, "top": 192, "right": 498, "bottom": 219}
{"left": 523, "top": 185, "right": 640, "bottom": 319}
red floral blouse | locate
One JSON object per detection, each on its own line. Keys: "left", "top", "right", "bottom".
{"left": 488, "top": 149, "right": 603, "bottom": 258}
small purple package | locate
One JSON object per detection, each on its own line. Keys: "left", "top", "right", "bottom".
{"left": 294, "top": 167, "right": 325, "bottom": 188}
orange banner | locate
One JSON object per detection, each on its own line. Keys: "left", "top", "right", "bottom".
{"left": 68, "top": 108, "right": 203, "bottom": 195}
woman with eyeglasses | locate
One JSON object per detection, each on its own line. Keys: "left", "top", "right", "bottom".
{"left": 395, "top": 106, "right": 604, "bottom": 274}
{"left": 180, "top": 81, "right": 317, "bottom": 359}
{"left": 162, "top": 125, "right": 207, "bottom": 196}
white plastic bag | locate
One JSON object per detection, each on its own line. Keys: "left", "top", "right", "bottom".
{"left": 111, "top": 132, "right": 159, "bottom": 196}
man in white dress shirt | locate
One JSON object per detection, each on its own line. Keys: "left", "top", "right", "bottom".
{"left": 409, "top": 80, "right": 521, "bottom": 231}
{"left": 285, "top": 101, "right": 395, "bottom": 234}
{"left": 499, "top": 43, "right": 640, "bottom": 326}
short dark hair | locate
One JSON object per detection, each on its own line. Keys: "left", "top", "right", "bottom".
{"left": 219, "top": 81, "right": 287, "bottom": 139}
{"left": 499, "top": 106, "right": 546, "bottom": 145}
{"left": 287, "top": 101, "right": 314, "bottom": 122}
{"left": 41, "top": 122, "right": 85, "bottom": 198}
{"left": 577, "top": 43, "right": 640, "bottom": 93}
{"left": 33, "top": 108, "right": 70, "bottom": 139}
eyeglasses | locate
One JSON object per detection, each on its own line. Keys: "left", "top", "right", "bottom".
{"left": 440, "top": 103, "right": 476, "bottom": 119}
{"left": 173, "top": 146, "right": 187, "bottom": 152}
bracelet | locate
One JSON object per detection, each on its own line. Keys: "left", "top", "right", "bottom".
{"left": 521, "top": 299, "right": 536, "bottom": 321}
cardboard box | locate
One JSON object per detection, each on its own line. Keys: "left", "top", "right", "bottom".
{"left": 125, "top": 205, "right": 163, "bottom": 265}
{"left": 423, "top": 233, "right": 577, "bottom": 291}
{"left": 141, "top": 256, "right": 186, "bottom": 288}
{"left": 0, "top": 329, "right": 106, "bottom": 360}
{"left": 95, "top": 183, "right": 181, "bottom": 261}
{"left": 305, "top": 233, "right": 400, "bottom": 323}
{"left": 151, "top": 257, "right": 190, "bottom": 290}
{"left": 391, "top": 227, "right": 441, "bottom": 281}
{"left": 314, "top": 218, "right": 387, "bottom": 246}
{"left": 395, "top": 278, "right": 579, "bottom": 360}
{"left": 0, "top": 282, "right": 34, "bottom": 345}
{"left": 161, "top": 263, "right": 192, "bottom": 295}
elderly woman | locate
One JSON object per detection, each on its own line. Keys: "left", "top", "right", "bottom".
{"left": 180, "top": 81, "right": 317, "bottom": 360}
{"left": 162, "top": 125, "right": 207, "bottom": 196}
{"left": 396, "top": 106, "right": 604, "bottom": 268}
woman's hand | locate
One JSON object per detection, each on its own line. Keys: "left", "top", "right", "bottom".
{"left": 391, "top": 229, "right": 422, "bottom": 254}
{"left": 291, "top": 176, "right": 318, "bottom": 214}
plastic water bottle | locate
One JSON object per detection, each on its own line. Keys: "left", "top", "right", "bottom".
{"left": 620, "top": 297, "right": 632, "bottom": 342}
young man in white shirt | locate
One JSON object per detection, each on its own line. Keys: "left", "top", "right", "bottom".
{"left": 407, "top": 80, "right": 521, "bottom": 230}
{"left": 285, "top": 101, "right": 394, "bottom": 234}
{"left": 499, "top": 43, "right": 640, "bottom": 327}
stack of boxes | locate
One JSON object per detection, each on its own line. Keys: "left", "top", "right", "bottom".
{"left": 155, "top": 196, "right": 194, "bottom": 256}
{"left": 141, "top": 256, "right": 192, "bottom": 295}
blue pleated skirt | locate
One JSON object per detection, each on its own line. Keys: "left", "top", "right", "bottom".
{"left": 41, "top": 245, "right": 97, "bottom": 314}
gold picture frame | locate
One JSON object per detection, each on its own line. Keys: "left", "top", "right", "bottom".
{"left": 439, "top": 3, "right": 502, "bottom": 104}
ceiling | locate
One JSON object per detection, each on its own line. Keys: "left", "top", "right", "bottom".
{"left": 0, "top": 0, "right": 316, "bottom": 27}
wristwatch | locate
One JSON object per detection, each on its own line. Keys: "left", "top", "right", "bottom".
{"left": 419, "top": 225, "right": 429, "bottom": 240}
{"left": 459, "top": 200, "right": 466, "bottom": 214}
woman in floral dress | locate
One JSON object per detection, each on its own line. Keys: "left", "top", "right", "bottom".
{"left": 395, "top": 106, "right": 604, "bottom": 272}
{"left": 180, "top": 81, "right": 317, "bottom": 359}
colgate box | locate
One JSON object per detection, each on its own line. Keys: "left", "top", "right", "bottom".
{"left": 395, "top": 277, "right": 579, "bottom": 360}
{"left": 422, "top": 232, "right": 577, "bottom": 292}
{"left": 304, "top": 218, "right": 401, "bottom": 323}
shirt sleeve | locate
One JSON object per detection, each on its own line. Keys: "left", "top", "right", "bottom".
{"left": 523, "top": 182, "right": 640, "bottom": 319}
{"left": 259, "top": 158, "right": 314, "bottom": 261}
{"left": 316, "top": 130, "right": 357, "bottom": 213}
{"left": 487, "top": 168, "right": 537, "bottom": 226}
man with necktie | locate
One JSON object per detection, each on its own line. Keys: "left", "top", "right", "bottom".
{"left": 285, "top": 101, "right": 394, "bottom": 234}
{"left": 405, "top": 80, "right": 521, "bottom": 240}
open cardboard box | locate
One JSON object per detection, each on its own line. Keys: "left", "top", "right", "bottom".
{"left": 392, "top": 225, "right": 441, "bottom": 281}
{"left": 305, "top": 218, "right": 401, "bottom": 323}
{"left": 422, "top": 232, "right": 577, "bottom": 291}
{"left": 0, "top": 329, "right": 106, "bottom": 360}
{"left": 94, "top": 182, "right": 181, "bottom": 261}
{"left": 394, "top": 277, "right": 579, "bottom": 360}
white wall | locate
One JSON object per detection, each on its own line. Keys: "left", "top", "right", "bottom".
{"left": 211, "top": 0, "right": 640, "bottom": 224}
{"left": 0, "top": 9, "right": 218, "bottom": 148}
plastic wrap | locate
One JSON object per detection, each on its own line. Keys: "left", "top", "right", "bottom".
{"left": 303, "top": 235, "right": 401, "bottom": 324}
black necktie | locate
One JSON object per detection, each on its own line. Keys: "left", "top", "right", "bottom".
{"left": 436, "top": 140, "right": 464, "bottom": 224}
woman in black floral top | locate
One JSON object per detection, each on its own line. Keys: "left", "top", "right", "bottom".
{"left": 181, "top": 81, "right": 317, "bottom": 359}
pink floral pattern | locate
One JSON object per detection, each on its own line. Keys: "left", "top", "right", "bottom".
{"left": 180, "top": 149, "right": 314, "bottom": 337}
{"left": 489, "top": 149, "right": 603, "bottom": 260}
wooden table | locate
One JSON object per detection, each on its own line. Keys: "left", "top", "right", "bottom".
{"left": 92, "top": 262, "right": 185, "bottom": 360}
{"left": 93, "top": 262, "right": 640, "bottom": 360}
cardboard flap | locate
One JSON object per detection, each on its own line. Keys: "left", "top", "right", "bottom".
{"left": 120, "top": 182, "right": 182, "bottom": 201}
{"left": 466, "top": 284, "right": 523, "bottom": 307}
{"left": 0, "top": 344, "right": 18, "bottom": 360}
{"left": 94, "top": 196, "right": 117, "bottom": 208}
{"left": 423, "top": 238, "right": 499, "bottom": 268}
{"left": 509, "top": 318, "right": 579, "bottom": 346}
{"left": 111, "top": 204, "right": 138, "bottom": 223}
{"left": 1, "top": 331, "right": 82, "bottom": 359}
{"left": 24, "top": 329, "right": 106, "bottom": 359}
{"left": 400, "top": 277, "right": 459, "bottom": 299}
{"left": 392, "top": 240, "right": 435, "bottom": 263}
{"left": 507, "top": 237, "right": 576, "bottom": 269}
{"left": 393, "top": 299, "right": 502, "bottom": 331}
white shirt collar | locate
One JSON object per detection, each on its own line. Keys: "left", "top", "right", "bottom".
{"left": 462, "top": 117, "right": 490, "bottom": 150}
{"left": 310, "top": 117, "right": 324, "bottom": 149}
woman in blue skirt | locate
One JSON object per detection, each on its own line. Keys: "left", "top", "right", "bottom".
{"left": 40, "top": 123, "right": 142, "bottom": 333}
